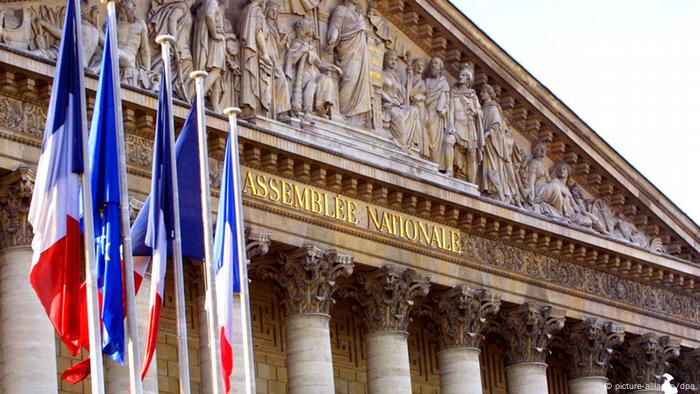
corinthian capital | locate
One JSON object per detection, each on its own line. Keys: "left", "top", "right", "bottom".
{"left": 256, "top": 244, "right": 353, "bottom": 316}
{"left": 434, "top": 285, "right": 501, "bottom": 349}
{"left": 0, "top": 168, "right": 35, "bottom": 250}
{"left": 357, "top": 264, "right": 430, "bottom": 333}
{"left": 669, "top": 349, "right": 700, "bottom": 394}
{"left": 565, "top": 318, "right": 625, "bottom": 379}
{"left": 621, "top": 333, "right": 680, "bottom": 387}
{"left": 501, "top": 303, "right": 566, "bottom": 364}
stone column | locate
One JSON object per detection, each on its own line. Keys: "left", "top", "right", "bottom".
{"left": 618, "top": 333, "right": 680, "bottom": 394}
{"left": 255, "top": 244, "right": 353, "bottom": 394}
{"left": 500, "top": 303, "right": 566, "bottom": 394}
{"left": 434, "top": 285, "right": 501, "bottom": 394}
{"left": 105, "top": 273, "right": 159, "bottom": 393}
{"left": 356, "top": 264, "right": 430, "bottom": 394}
{"left": 564, "top": 318, "right": 625, "bottom": 394}
{"left": 0, "top": 168, "right": 59, "bottom": 393}
{"left": 669, "top": 349, "right": 700, "bottom": 394}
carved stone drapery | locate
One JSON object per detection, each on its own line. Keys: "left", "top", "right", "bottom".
{"left": 564, "top": 318, "right": 625, "bottom": 379}
{"left": 500, "top": 303, "right": 566, "bottom": 365}
{"left": 619, "top": 333, "right": 681, "bottom": 387}
{"left": 669, "top": 349, "right": 700, "bottom": 394}
{"left": 434, "top": 284, "right": 500, "bottom": 350}
{"left": 0, "top": 168, "right": 34, "bottom": 250}
{"left": 356, "top": 264, "right": 430, "bottom": 333}
{"left": 255, "top": 244, "right": 353, "bottom": 316}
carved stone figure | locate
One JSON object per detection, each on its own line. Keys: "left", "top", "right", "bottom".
{"left": 532, "top": 161, "right": 596, "bottom": 228}
{"left": 148, "top": 0, "right": 194, "bottom": 99}
{"left": 424, "top": 57, "right": 449, "bottom": 168}
{"left": 116, "top": 0, "right": 152, "bottom": 89}
{"left": 284, "top": 19, "right": 340, "bottom": 123}
{"left": 408, "top": 58, "right": 428, "bottom": 158}
{"left": 218, "top": 18, "right": 240, "bottom": 110}
{"left": 380, "top": 50, "right": 421, "bottom": 151}
{"left": 480, "top": 83, "right": 524, "bottom": 206}
{"left": 287, "top": 0, "right": 320, "bottom": 16}
{"left": 240, "top": 0, "right": 291, "bottom": 121}
{"left": 445, "top": 64, "right": 483, "bottom": 182}
{"left": 192, "top": 0, "right": 228, "bottom": 111}
{"left": 30, "top": 0, "right": 102, "bottom": 68}
{"left": 522, "top": 140, "right": 548, "bottom": 204}
{"left": 326, "top": 0, "right": 372, "bottom": 123}
{"left": 0, "top": 8, "right": 34, "bottom": 51}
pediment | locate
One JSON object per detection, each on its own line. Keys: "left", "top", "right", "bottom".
{"left": 0, "top": 0, "right": 697, "bottom": 266}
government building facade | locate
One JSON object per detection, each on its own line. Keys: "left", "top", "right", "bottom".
{"left": 0, "top": 0, "right": 698, "bottom": 393}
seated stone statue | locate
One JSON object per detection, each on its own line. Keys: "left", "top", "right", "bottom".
{"left": 533, "top": 161, "right": 596, "bottom": 228}
{"left": 284, "top": 19, "right": 341, "bottom": 123}
{"left": 380, "top": 50, "right": 421, "bottom": 151}
{"left": 522, "top": 140, "right": 549, "bottom": 204}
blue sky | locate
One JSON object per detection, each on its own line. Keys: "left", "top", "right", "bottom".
{"left": 450, "top": 0, "right": 700, "bottom": 227}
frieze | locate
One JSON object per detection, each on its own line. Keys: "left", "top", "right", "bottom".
{"left": 462, "top": 232, "right": 700, "bottom": 324}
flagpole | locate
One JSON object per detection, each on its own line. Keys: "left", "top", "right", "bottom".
{"left": 75, "top": 0, "right": 106, "bottom": 391}
{"left": 191, "top": 70, "right": 224, "bottom": 394}
{"left": 102, "top": 1, "right": 144, "bottom": 392}
{"left": 155, "top": 34, "right": 191, "bottom": 394}
{"left": 223, "top": 107, "right": 256, "bottom": 394}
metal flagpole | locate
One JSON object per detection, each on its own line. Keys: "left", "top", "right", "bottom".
{"left": 191, "top": 70, "right": 224, "bottom": 394}
{"left": 155, "top": 34, "right": 191, "bottom": 394}
{"left": 102, "top": 1, "right": 144, "bottom": 392}
{"left": 223, "top": 107, "right": 256, "bottom": 394}
{"left": 75, "top": 0, "right": 105, "bottom": 391}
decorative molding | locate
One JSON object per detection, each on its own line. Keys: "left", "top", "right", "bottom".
{"left": 564, "top": 318, "right": 625, "bottom": 379}
{"left": 245, "top": 228, "right": 271, "bottom": 258}
{"left": 499, "top": 303, "right": 566, "bottom": 364}
{"left": 355, "top": 264, "right": 431, "bottom": 333}
{"left": 0, "top": 167, "right": 34, "bottom": 250}
{"left": 434, "top": 284, "right": 501, "bottom": 349}
{"left": 254, "top": 244, "right": 354, "bottom": 316}
{"left": 619, "top": 333, "right": 681, "bottom": 387}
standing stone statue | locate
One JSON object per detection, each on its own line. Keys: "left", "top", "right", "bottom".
{"left": 424, "top": 57, "right": 450, "bottom": 169}
{"left": 480, "top": 83, "right": 522, "bottom": 205}
{"left": 284, "top": 19, "right": 340, "bottom": 123}
{"left": 192, "top": 0, "right": 227, "bottom": 112}
{"left": 218, "top": 19, "right": 241, "bottom": 110}
{"left": 116, "top": 0, "right": 152, "bottom": 89}
{"left": 240, "top": 0, "right": 291, "bottom": 121}
{"left": 148, "top": 0, "right": 194, "bottom": 99}
{"left": 380, "top": 50, "right": 421, "bottom": 151}
{"left": 409, "top": 58, "right": 428, "bottom": 158}
{"left": 445, "top": 64, "right": 483, "bottom": 182}
{"left": 326, "top": 0, "right": 372, "bottom": 123}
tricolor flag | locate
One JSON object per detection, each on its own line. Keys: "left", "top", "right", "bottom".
{"left": 213, "top": 127, "right": 244, "bottom": 393}
{"left": 28, "top": 0, "right": 86, "bottom": 355}
{"left": 131, "top": 95, "right": 204, "bottom": 378}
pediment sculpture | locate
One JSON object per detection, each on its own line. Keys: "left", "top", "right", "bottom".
{"left": 0, "top": 0, "right": 666, "bottom": 253}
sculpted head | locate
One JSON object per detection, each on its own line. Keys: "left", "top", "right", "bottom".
{"left": 428, "top": 57, "right": 444, "bottom": 77}
{"left": 294, "top": 19, "right": 314, "bottom": 40}
{"left": 383, "top": 50, "right": 399, "bottom": 71}
{"left": 116, "top": 0, "right": 137, "bottom": 23}
{"left": 532, "top": 140, "right": 548, "bottom": 159}
{"left": 480, "top": 83, "right": 495, "bottom": 101}
{"left": 457, "top": 64, "right": 474, "bottom": 88}
{"left": 412, "top": 58, "right": 427, "bottom": 75}
{"left": 549, "top": 161, "right": 571, "bottom": 181}
{"left": 265, "top": 0, "right": 280, "bottom": 19}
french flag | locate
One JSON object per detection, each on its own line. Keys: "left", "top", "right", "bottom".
{"left": 213, "top": 126, "right": 245, "bottom": 393}
{"left": 28, "top": 0, "right": 86, "bottom": 356}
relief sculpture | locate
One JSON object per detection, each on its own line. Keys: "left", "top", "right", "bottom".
{"left": 0, "top": 0, "right": 665, "bottom": 254}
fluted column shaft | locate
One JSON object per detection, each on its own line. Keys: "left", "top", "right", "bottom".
{"left": 0, "top": 246, "right": 58, "bottom": 393}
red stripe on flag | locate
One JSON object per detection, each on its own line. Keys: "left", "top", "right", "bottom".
{"left": 141, "top": 294, "right": 162, "bottom": 380}
{"left": 29, "top": 215, "right": 82, "bottom": 355}
{"left": 221, "top": 327, "right": 233, "bottom": 393}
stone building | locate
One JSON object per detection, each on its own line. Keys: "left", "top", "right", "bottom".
{"left": 0, "top": 0, "right": 698, "bottom": 393}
